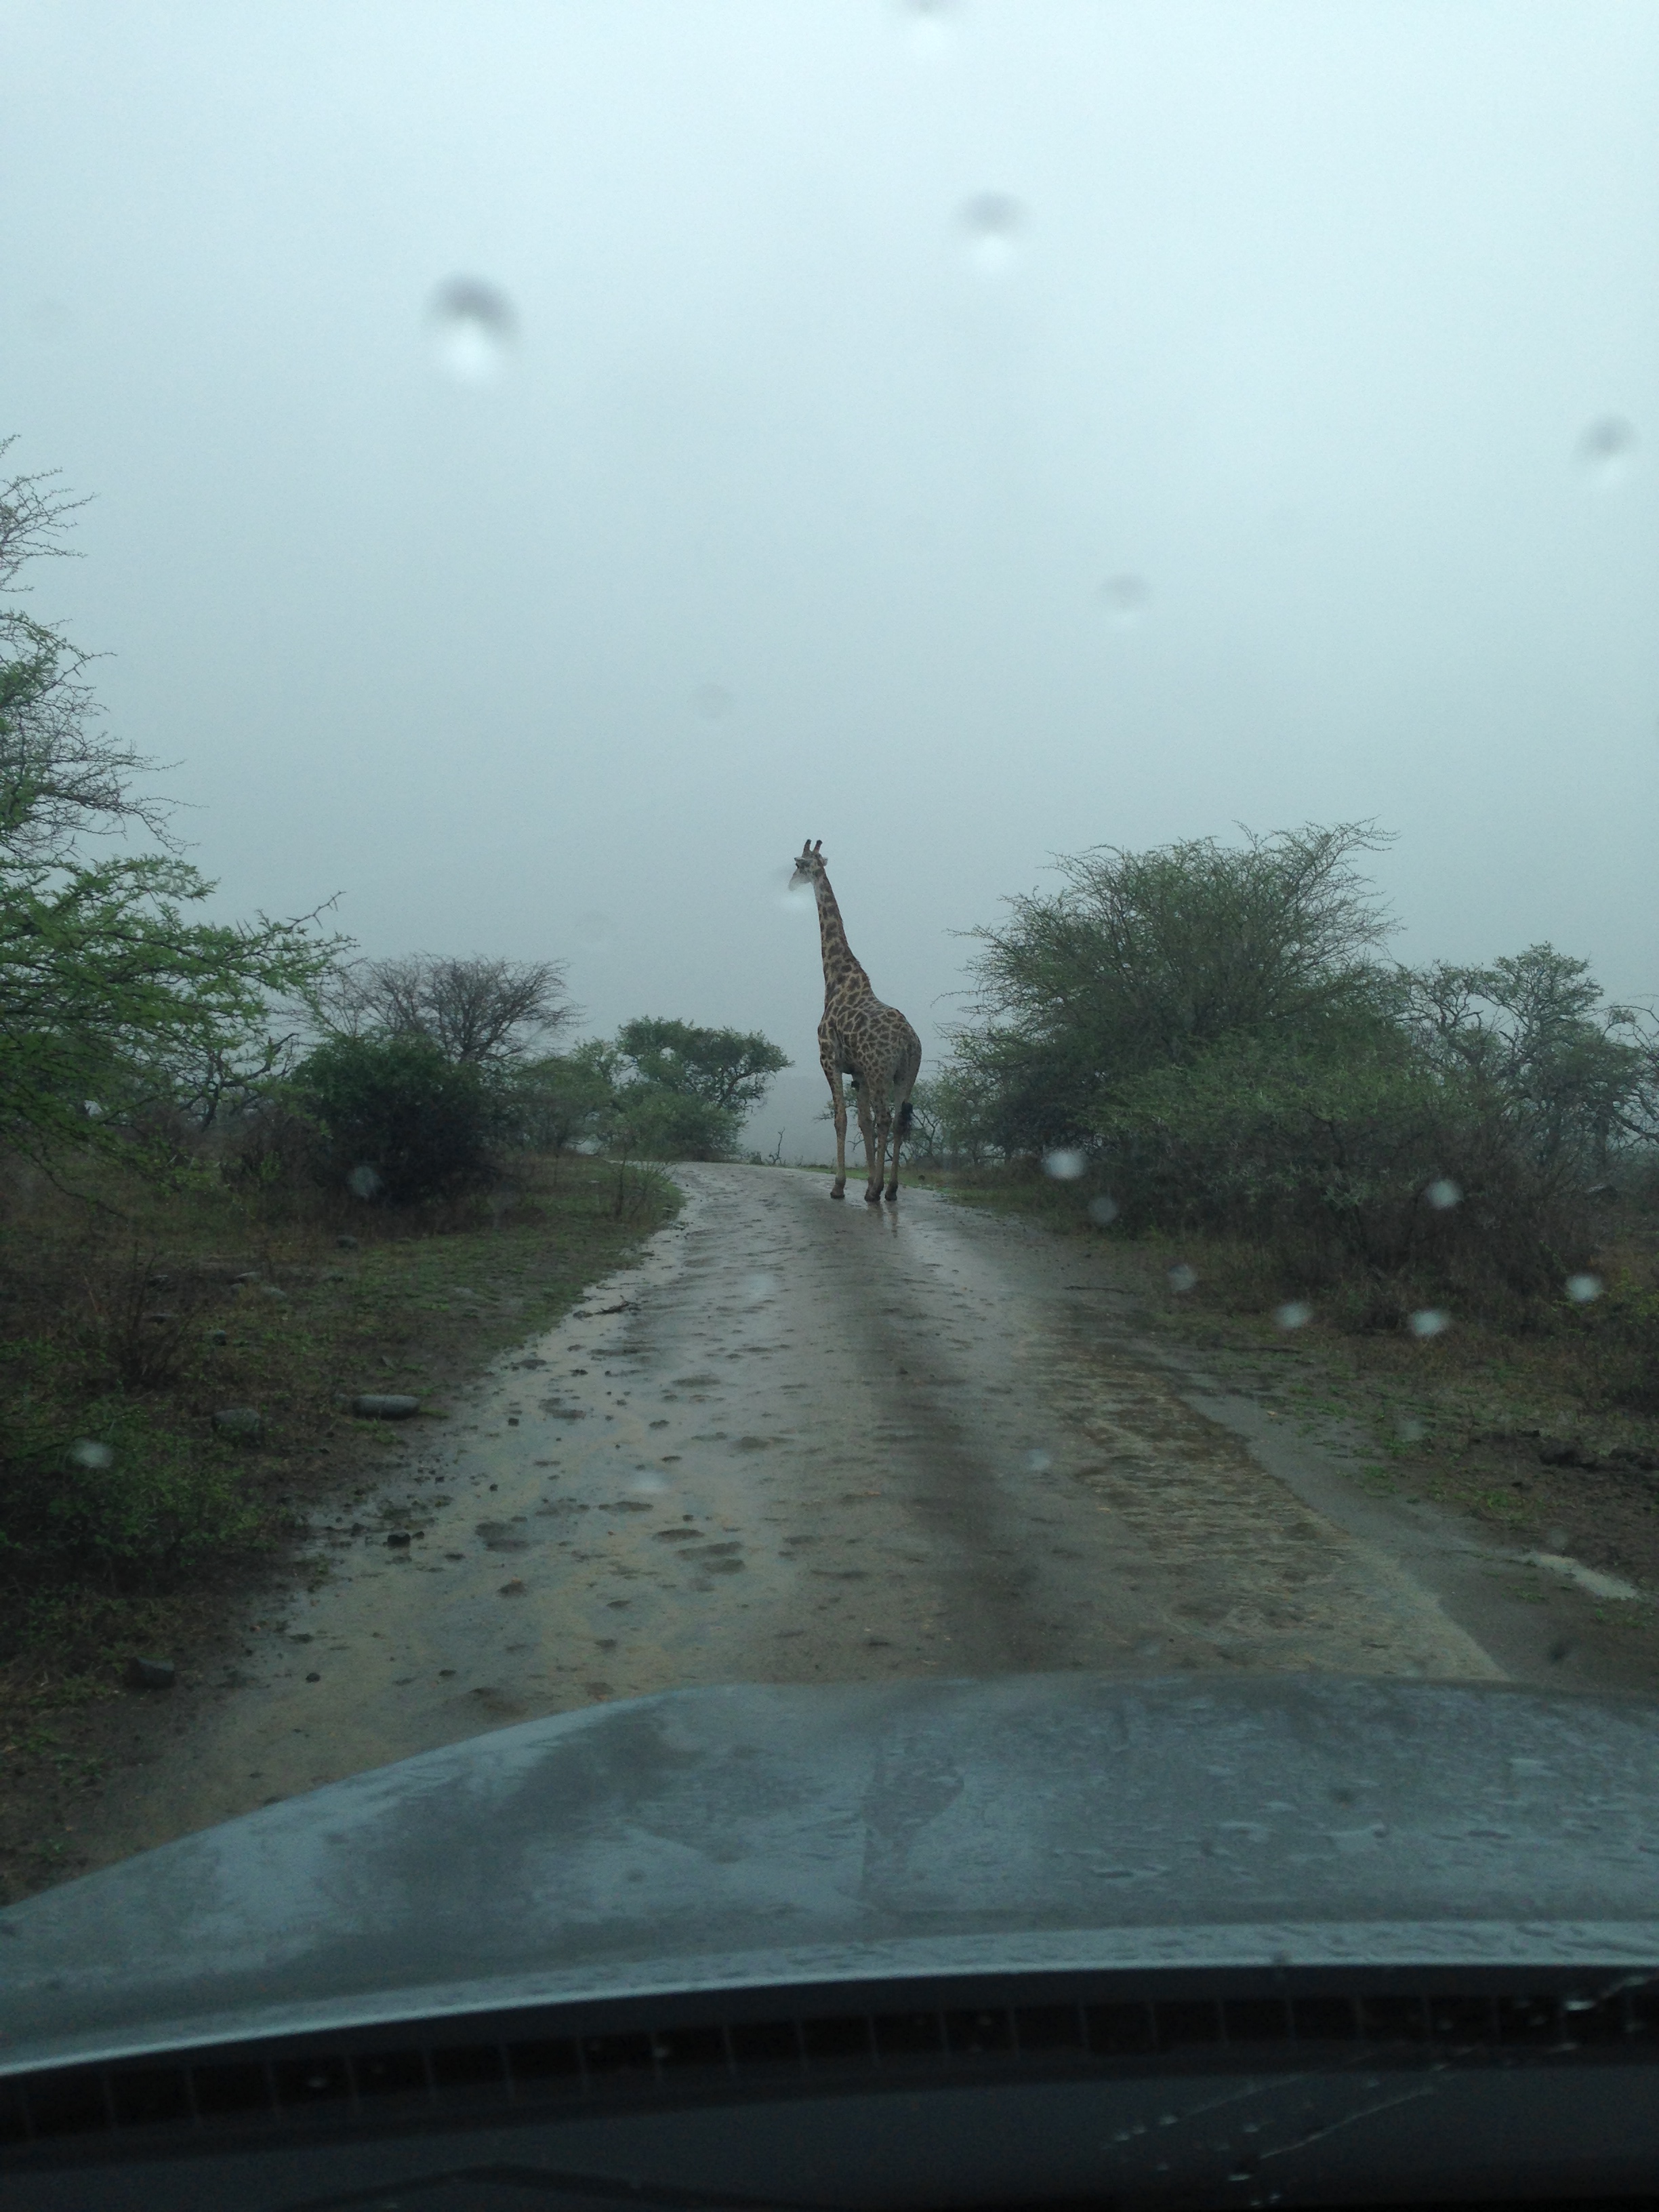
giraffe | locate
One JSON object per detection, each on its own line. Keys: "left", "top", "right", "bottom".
{"left": 790, "top": 838, "right": 922, "bottom": 1204}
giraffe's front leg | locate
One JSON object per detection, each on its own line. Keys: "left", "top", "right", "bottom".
{"left": 825, "top": 1065, "right": 848, "bottom": 1198}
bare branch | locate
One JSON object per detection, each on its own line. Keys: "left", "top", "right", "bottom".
{"left": 310, "top": 953, "right": 577, "bottom": 1064}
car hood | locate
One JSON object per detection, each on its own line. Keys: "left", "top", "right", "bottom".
{"left": 3, "top": 1672, "right": 1658, "bottom": 2073}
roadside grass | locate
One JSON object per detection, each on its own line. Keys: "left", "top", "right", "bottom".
{"left": 929, "top": 1161, "right": 1659, "bottom": 1582}
{"left": 0, "top": 1147, "right": 679, "bottom": 1902}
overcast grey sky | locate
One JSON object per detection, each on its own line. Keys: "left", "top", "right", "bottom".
{"left": 4, "top": 0, "right": 1656, "bottom": 1153}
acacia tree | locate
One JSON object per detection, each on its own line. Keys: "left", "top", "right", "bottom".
{"left": 614, "top": 1018, "right": 790, "bottom": 1113}
{"left": 506, "top": 1040, "right": 618, "bottom": 1168}
{"left": 953, "top": 821, "right": 1400, "bottom": 1154}
{"left": 316, "top": 953, "right": 574, "bottom": 1066}
{"left": 0, "top": 441, "right": 345, "bottom": 1160}
{"left": 0, "top": 447, "right": 176, "bottom": 867}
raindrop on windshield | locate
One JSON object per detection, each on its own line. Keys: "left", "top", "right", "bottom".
{"left": 1088, "top": 1194, "right": 1119, "bottom": 1225}
{"left": 1408, "top": 1308, "right": 1450, "bottom": 1338}
{"left": 1043, "top": 1148, "right": 1086, "bottom": 1180}
{"left": 958, "top": 192, "right": 1027, "bottom": 274}
{"left": 1425, "top": 1177, "right": 1461, "bottom": 1210}
{"left": 346, "top": 1164, "right": 383, "bottom": 1200}
{"left": 898, "top": 0, "right": 959, "bottom": 58}
{"left": 1099, "top": 573, "right": 1150, "bottom": 624}
{"left": 1565, "top": 1273, "right": 1603, "bottom": 1303}
{"left": 429, "top": 276, "right": 516, "bottom": 385}
{"left": 1168, "top": 1263, "right": 1197, "bottom": 1294}
{"left": 1274, "top": 1300, "right": 1312, "bottom": 1330}
{"left": 68, "top": 1439, "right": 114, "bottom": 1469}
{"left": 1576, "top": 415, "right": 1637, "bottom": 484}
{"left": 1395, "top": 1415, "right": 1427, "bottom": 1444}
{"left": 1025, "top": 1448, "right": 1052, "bottom": 1473}
{"left": 575, "top": 911, "right": 615, "bottom": 949}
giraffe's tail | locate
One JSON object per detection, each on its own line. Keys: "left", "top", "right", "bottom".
{"left": 897, "top": 1099, "right": 914, "bottom": 1136}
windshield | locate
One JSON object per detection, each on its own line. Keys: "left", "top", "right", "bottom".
{"left": 3, "top": 0, "right": 1657, "bottom": 1954}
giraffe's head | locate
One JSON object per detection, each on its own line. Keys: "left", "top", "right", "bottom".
{"left": 789, "top": 838, "right": 826, "bottom": 890}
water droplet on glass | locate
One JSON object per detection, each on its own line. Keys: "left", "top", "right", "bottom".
{"left": 692, "top": 681, "right": 731, "bottom": 720}
{"left": 1168, "top": 1263, "right": 1197, "bottom": 1294}
{"left": 1088, "top": 1194, "right": 1119, "bottom": 1225}
{"left": 575, "top": 911, "right": 615, "bottom": 949}
{"left": 1396, "top": 1414, "right": 1427, "bottom": 1444}
{"left": 1274, "top": 1300, "right": 1312, "bottom": 1330}
{"left": 1025, "top": 1448, "right": 1052, "bottom": 1473}
{"left": 1576, "top": 415, "right": 1637, "bottom": 485}
{"left": 741, "top": 1271, "right": 777, "bottom": 1305}
{"left": 1565, "top": 1273, "right": 1603, "bottom": 1304}
{"left": 1545, "top": 1524, "right": 1570, "bottom": 1553}
{"left": 628, "top": 1472, "right": 669, "bottom": 1496}
{"left": 429, "top": 276, "right": 516, "bottom": 385}
{"left": 1043, "top": 1148, "right": 1086, "bottom": 1180}
{"left": 1134, "top": 1637, "right": 1163, "bottom": 1662}
{"left": 1425, "top": 1177, "right": 1461, "bottom": 1210}
{"left": 346, "top": 1163, "right": 383, "bottom": 1200}
{"left": 1408, "top": 1308, "right": 1450, "bottom": 1338}
{"left": 898, "top": 0, "right": 960, "bottom": 59}
{"left": 68, "top": 1439, "right": 114, "bottom": 1469}
{"left": 958, "top": 192, "right": 1026, "bottom": 274}
{"left": 1099, "top": 573, "right": 1150, "bottom": 624}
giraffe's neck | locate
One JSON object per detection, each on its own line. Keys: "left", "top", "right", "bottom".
{"left": 815, "top": 871, "right": 871, "bottom": 998}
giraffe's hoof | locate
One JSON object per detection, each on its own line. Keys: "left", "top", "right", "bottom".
{"left": 864, "top": 1187, "right": 882, "bottom": 1204}
{"left": 884, "top": 1185, "right": 899, "bottom": 1202}
{"left": 830, "top": 1183, "right": 846, "bottom": 1200}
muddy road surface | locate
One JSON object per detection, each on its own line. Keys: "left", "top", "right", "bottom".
{"left": 87, "top": 1164, "right": 1653, "bottom": 1869}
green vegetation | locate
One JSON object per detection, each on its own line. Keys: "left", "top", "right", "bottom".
{"left": 924, "top": 822, "right": 1659, "bottom": 1378}
{"left": 295, "top": 1033, "right": 497, "bottom": 1205}
{"left": 0, "top": 447, "right": 344, "bottom": 1165}
{"left": 512, "top": 1017, "right": 789, "bottom": 1166}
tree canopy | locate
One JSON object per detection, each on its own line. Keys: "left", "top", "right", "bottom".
{"left": 0, "top": 443, "right": 344, "bottom": 1162}
{"left": 931, "top": 823, "right": 1659, "bottom": 1307}
{"left": 316, "top": 953, "right": 573, "bottom": 1066}
{"left": 613, "top": 1017, "right": 790, "bottom": 1113}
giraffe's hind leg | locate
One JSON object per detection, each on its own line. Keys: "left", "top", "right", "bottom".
{"left": 883, "top": 1109, "right": 903, "bottom": 1201}
{"left": 855, "top": 1087, "right": 882, "bottom": 1202}
{"left": 868, "top": 1103, "right": 893, "bottom": 1204}
{"left": 886, "top": 1057, "right": 920, "bottom": 1201}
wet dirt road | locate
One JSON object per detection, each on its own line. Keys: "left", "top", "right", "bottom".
{"left": 89, "top": 1165, "right": 1652, "bottom": 1866}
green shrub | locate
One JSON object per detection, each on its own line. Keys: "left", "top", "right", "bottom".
{"left": 0, "top": 1397, "right": 265, "bottom": 1586}
{"left": 1572, "top": 1280, "right": 1659, "bottom": 1412}
{"left": 293, "top": 1033, "right": 497, "bottom": 1205}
